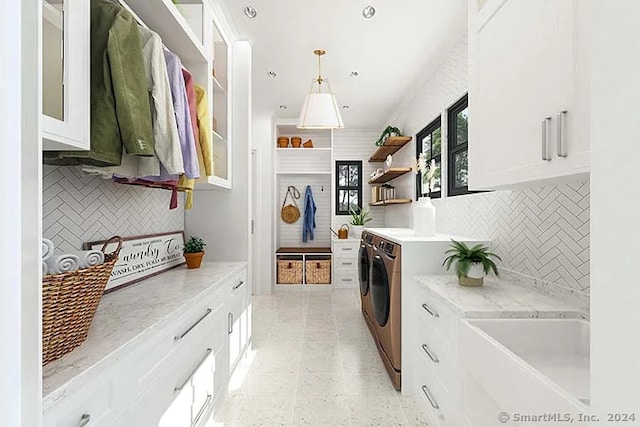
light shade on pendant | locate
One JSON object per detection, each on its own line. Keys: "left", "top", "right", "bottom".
{"left": 297, "top": 50, "right": 344, "bottom": 129}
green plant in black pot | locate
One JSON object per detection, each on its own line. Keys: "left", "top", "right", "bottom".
{"left": 183, "top": 236, "right": 207, "bottom": 269}
{"left": 375, "top": 125, "right": 402, "bottom": 147}
{"left": 442, "top": 240, "right": 501, "bottom": 287}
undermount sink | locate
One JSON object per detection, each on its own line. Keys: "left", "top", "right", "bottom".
{"left": 459, "top": 318, "right": 590, "bottom": 422}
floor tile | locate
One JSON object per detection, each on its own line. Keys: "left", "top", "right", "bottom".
{"left": 292, "top": 396, "right": 350, "bottom": 426}
{"left": 234, "top": 396, "right": 294, "bottom": 426}
{"left": 242, "top": 372, "right": 298, "bottom": 396}
{"left": 347, "top": 395, "right": 409, "bottom": 426}
{"left": 343, "top": 372, "right": 400, "bottom": 396}
{"left": 296, "top": 372, "right": 346, "bottom": 396}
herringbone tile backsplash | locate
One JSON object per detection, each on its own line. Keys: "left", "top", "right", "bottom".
{"left": 433, "top": 181, "right": 590, "bottom": 293}
{"left": 43, "top": 165, "right": 185, "bottom": 254}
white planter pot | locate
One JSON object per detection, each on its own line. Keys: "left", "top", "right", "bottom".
{"left": 459, "top": 262, "right": 485, "bottom": 287}
{"left": 413, "top": 196, "right": 436, "bottom": 236}
{"left": 351, "top": 225, "right": 364, "bottom": 238}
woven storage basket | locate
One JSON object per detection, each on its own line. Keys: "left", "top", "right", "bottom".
{"left": 305, "top": 259, "right": 331, "bottom": 285}
{"left": 42, "top": 236, "right": 123, "bottom": 365}
{"left": 277, "top": 258, "right": 303, "bottom": 284}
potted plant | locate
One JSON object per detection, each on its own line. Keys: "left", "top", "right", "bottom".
{"left": 183, "top": 236, "right": 206, "bottom": 269}
{"left": 442, "top": 240, "right": 501, "bottom": 287}
{"left": 375, "top": 125, "right": 402, "bottom": 147}
{"left": 349, "top": 206, "right": 372, "bottom": 238}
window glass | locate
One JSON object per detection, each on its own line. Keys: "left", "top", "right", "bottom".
{"left": 335, "top": 161, "right": 363, "bottom": 215}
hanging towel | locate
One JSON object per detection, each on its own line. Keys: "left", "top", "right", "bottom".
{"left": 44, "top": 0, "right": 154, "bottom": 167}
{"left": 73, "top": 250, "right": 105, "bottom": 269}
{"left": 42, "top": 238, "right": 55, "bottom": 261}
{"left": 302, "top": 185, "right": 317, "bottom": 243}
{"left": 45, "top": 254, "right": 80, "bottom": 274}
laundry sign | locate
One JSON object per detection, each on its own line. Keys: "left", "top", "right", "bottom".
{"left": 85, "top": 231, "right": 185, "bottom": 293}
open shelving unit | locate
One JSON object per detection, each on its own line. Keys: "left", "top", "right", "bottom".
{"left": 369, "top": 198, "right": 412, "bottom": 206}
{"left": 368, "top": 167, "right": 412, "bottom": 184}
{"left": 367, "top": 135, "right": 413, "bottom": 206}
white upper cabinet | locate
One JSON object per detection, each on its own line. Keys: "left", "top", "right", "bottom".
{"left": 41, "top": 0, "right": 90, "bottom": 150}
{"left": 468, "top": 0, "right": 590, "bottom": 189}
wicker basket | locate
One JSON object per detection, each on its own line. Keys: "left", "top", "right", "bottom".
{"left": 305, "top": 259, "right": 331, "bottom": 285}
{"left": 42, "top": 236, "right": 123, "bottom": 365}
{"left": 277, "top": 258, "right": 303, "bottom": 284}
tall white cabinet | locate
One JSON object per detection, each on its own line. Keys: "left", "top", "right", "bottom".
{"left": 468, "top": 0, "right": 590, "bottom": 189}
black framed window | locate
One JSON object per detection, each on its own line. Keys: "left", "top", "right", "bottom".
{"left": 447, "top": 94, "right": 469, "bottom": 196}
{"left": 335, "top": 161, "right": 362, "bottom": 215}
{"left": 415, "top": 117, "right": 442, "bottom": 199}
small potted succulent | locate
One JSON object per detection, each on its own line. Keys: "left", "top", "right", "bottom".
{"left": 442, "top": 240, "right": 501, "bottom": 287}
{"left": 349, "top": 206, "right": 373, "bottom": 238}
{"left": 183, "top": 236, "right": 206, "bottom": 269}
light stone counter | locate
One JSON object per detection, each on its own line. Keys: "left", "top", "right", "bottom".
{"left": 43, "top": 261, "right": 246, "bottom": 409}
{"left": 416, "top": 274, "right": 587, "bottom": 319}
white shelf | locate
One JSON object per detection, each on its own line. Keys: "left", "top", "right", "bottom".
{"left": 122, "top": 0, "right": 207, "bottom": 65}
{"left": 276, "top": 171, "right": 332, "bottom": 175}
{"left": 212, "top": 76, "right": 227, "bottom": 94}
{"left": 195, "top": 175, "right": 232, "bottom": 190}
{"left": 213, "top": 130, "right": 224, "bottom": 141}
{"left": 276, "top": 147, "right": 332, "bottom": 152}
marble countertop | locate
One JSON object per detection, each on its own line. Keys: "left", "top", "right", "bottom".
{"left": 364, "top": 227, "right": 486, "bottom": 244}
{"left": 42, "top": 261, "right": 246, "bottom": 407}
{"left": 415, "top": 274, "right": 587, "bottom": 319}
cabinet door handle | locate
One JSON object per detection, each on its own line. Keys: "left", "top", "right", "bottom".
{"left": 191, "top": 394, "right": 213, "bottom": 427}
{"left": 541, "top": 117, "right": 552, "bottom": 161}
{"left": 557, "top": 110, "right": 568, "bottom": 157}
{"left": 233, "top": 280, "right": 245, "bottom": 290}
{"left": 175, "top": 308, "right": 212, "bottom": 341}
{"left": 76, "top": 414, "right": 91, "bottom": 427}
{"left": 421, "top": 303, "right": 439, "bottom": 318}
{"left": 228, "top": 312, "right": 233, "bottom": 334}
{"left": 341, "top": 262, "right": 353, "bottom": 266}
{"left": 421, "top": 344, "right": 440, "bottom": 363}
{"left": 421, "top": 384, "right": 440, "bottom": 410}
{"left": 174, "top": 348, "right": 212, "bottom": 393}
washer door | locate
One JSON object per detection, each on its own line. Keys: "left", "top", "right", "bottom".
{"left": 370, "top": 254, "right": 390, "bottom": 326}
{"left": 358, "top": 244, "right": 370, "bottom": 296}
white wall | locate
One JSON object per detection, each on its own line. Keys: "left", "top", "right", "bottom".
{"left": 590, "top": 0, "right": 640, "bottom": 414}
{"left": 332, "top": 129, "right": 386, "bottom": 230}
{"left": 386, "top": 35, "right": 591, "bottom": 298}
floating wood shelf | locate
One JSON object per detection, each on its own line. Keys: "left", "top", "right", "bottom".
{"left": 368, "top": 136, "right": 412, "bottom": 162}
{"left": 276, "top": 247, "right": 332, "bottom": 254}
{"left": 368, "top": 167, "right": 412, "bottom": 184}
{"left": 369, "top": 198, "right": 413, "bottom": 207}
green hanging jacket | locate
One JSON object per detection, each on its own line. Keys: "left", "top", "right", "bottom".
{"left": 44, "top": 0, "right": 154, "bottom": 166}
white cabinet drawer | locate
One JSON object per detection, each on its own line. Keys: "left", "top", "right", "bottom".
{"left": 44, "top": 381, "right": 114, "bottom": 427}
{"left": 332, "top": 242, "right": 359, "bottom": 255}
{"left": 333, "top": 257, "right": 357, "bottom": 269}
{"left": 414, "top": 355, "right": 456, "bottom": 427}
{"left": 415, "top": 288, "right": 456, "bottom": 343}
{"left": 333, "top": 270, "right": 357, "bottom": 287}
{"left": 228, "top": 269, "right": 248, "bottom": 299}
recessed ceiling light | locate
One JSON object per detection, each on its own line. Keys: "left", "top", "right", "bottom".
{"left": 350, "top": 71, "right": 359, "bottom": 77}
{"left": 342, "top": 105, "right": 350, "bottom": 109}
{"left": 267, "top": 71, "right": 277, "bottom": 78}
{"left": 244, "top": 6, "right": 257, "bottom": 18}
{"left": 279, "top": 105, "right": 288, "bottom": 110}
{"left": 362, "top": 6, "right": 376, "bottom": 18}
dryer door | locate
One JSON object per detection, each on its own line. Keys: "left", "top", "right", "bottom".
{"left": 358, "top": 244, "right": 370, "bottom": 296}
{"left": 370, "top": 254, "right": 390, "bottom": 326}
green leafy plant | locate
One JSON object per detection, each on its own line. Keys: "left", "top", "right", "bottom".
{"left": 349, "top": 206, "right": 373, "bottom": 226}
{"left": 183, "top": 236, "right": 207, "bottom": 253}
{"left": 442, "top": 240, "right": 501, "bottom": 278}
{"left": 375, "top": 125, "right": 402, "bottom": 147}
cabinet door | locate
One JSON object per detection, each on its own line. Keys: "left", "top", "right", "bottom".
{"left": 469, "top": 0, "right": 577, "bottom": 189}
{"left": 41, "top": 0, "right": 90, "bottom": 150}
{"left": 227, "top": 290, "right": 245, "bottom": 373}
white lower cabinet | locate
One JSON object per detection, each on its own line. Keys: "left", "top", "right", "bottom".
{"left": 331, "top": 238, "right": 359, "bottom": 288}
{"left": 43, "top": 265, "right": 250, "bottom": 427}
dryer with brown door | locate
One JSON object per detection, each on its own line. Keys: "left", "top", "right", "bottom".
{"left": 358, "top": 232, "right": 376, "bottom": 334}
{"left": 370, "top": 238, "right": 402, "bottom": 389}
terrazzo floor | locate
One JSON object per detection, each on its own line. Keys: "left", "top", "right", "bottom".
{"left": 212, "top": 287, "right": 430, "bottom": 426}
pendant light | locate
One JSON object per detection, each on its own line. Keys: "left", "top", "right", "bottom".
{"left": 297, "top": 49, "right": 345, "bottom": 129}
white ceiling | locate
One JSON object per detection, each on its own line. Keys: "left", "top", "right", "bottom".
{"left": 223, "top": 0, "right": 468, "bottom": 129}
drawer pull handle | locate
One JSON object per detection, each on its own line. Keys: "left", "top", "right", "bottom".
{"left": 421, "top": 344, "right": 439, "bottom": 363}
{"left": 228, "top": 312, "right": 234, "bottom": 334}
{"left": 341, "top": 262, "right": 353, "bottom": 266}
{"left": 341, "top": 247, "right": 353, "bottom": 251}
{"left": 342, "top": 278, "right": 353, "bottom": 282}
{"left": 77, "top": 414, "right": 91, "bottom": 427}
{"left": 233, "top": 280, "right": 245, "bottom": 290}
{"left": 192, "top": 394, "right": 213, "bottom": 427}
{"left": 175, "top": 348, "right": 212, "bottom": 393}
{"left": 421, "top": 303, "right": 439, "bottom": 318}
{"left": 175, "top": 308, "right": 212, "bottom": 341}
{"left": 421, "top": 384, "right": 440, "bottom": 410}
